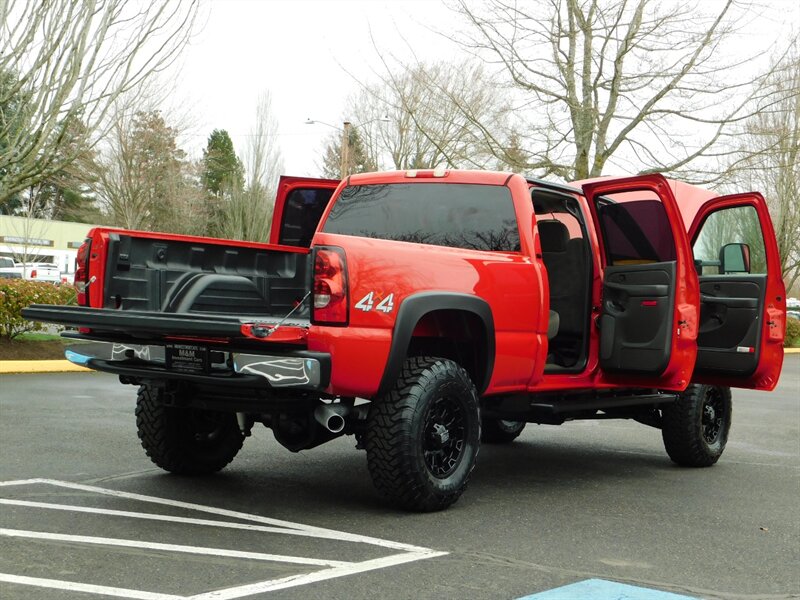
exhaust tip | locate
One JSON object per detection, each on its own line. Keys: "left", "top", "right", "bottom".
{"left": 326, "top": 415, "right": 345, "bottom": 434}
{"left": 314, "top": 403, "right": 349, "bottom": 433}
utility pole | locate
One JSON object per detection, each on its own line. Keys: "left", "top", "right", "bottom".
{"left": 340, "top": 121, "right": 352, "bottom": 179}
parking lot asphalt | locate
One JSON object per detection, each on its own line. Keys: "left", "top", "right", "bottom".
{"left": 0, "top": 357, "right": 798, "bottom": 600}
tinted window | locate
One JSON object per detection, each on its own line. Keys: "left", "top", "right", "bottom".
{"left": 322, "top": 183, "right": 520, "bottom": 252}
{"left": 597, "top": 199, "right": 676, "bottom": 264}
{"left": 278, "top": 188, "right": 335, "bottom": 247}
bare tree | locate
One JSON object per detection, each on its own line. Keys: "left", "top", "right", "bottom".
{"left": 93, "top": 108, "right": 195, "bottom": 232}
{"left": 0, "top": 0, "right": 199, "bottom": 206}
{"left": 327, "top": 61, "right": 507, "bottom": 173}
{"left": 219, "top": 92, "right": 284, "bottom": 242}
{"left": 418, "top": 0, "right": 796, "bottom": 182}
{"left": 725, "top": 48, "right": 800, "bottom": 291}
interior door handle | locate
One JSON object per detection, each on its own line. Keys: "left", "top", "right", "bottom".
{"left": 605, "top": 281, "right": 668, "bottom": 296}
{"left": 700, "top": 294, "right": 758, "bottom": 308}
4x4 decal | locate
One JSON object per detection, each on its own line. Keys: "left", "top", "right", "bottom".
{"left": 355, "top": 292, "right": 395, "bottom": 313}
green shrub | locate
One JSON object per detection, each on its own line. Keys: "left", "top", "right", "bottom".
{"left": 0, "top": 280, "right": 76, "bottom": 339}
{"left": 786, "top": 317, "right": 800, "bottom": 348}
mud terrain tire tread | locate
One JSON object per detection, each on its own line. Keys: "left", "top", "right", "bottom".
{"left": 661, "top": 384, "right": 732, "bottom": 467}
{"left": 135, "top": 384, "right": 244, "bottom": 475}
{"left": 365, "top": 357, "right": 481, "bottom": 512}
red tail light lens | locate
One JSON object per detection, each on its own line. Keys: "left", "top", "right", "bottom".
{"left": 74, "top": 239, "right": 91, "bottom": 306}
{"left": 30, "top": 269, "right": 37, "bottom": 279}
{"left": 312, "top": 247, "right": 348, "bottom": 325}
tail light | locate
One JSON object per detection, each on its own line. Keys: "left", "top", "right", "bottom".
{"left": 312, "top": 247, "right": 348, "bottom": 325}
{"left": 74, "top": 238, "right": 92, "bottom": 306}
{"left": 30, "top": 269, "right": 37, "bottom": 279}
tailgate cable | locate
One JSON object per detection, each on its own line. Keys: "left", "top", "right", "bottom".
{"left": 250, "top": 291, "right": 311, "bottom": 338}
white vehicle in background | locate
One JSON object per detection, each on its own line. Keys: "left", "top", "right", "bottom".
{"left": 787, "top": 297, "right": 800, "bottom": 309}
{"left": 0, "top": 257, "right": 61, "bottom": 283}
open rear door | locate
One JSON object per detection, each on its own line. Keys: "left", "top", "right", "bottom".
{"left": 270, "top": 176, "right": 341, "bottom": 247}
{"left": 688, "top": 193, "right": 785, "bottom": 390}
{"left": 582, "top": 175, "right": 699, "bottom": 391}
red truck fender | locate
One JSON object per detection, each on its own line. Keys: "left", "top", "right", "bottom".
{"left": 376, "top": 291, "right": 496, "bottom": 397}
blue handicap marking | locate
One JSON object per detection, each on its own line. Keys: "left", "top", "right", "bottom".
{"left": 518, "top": 578, "right": 699, "bottom": 600}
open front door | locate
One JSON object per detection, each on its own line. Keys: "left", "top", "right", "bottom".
{"left": 582, "top": 175, "right": 699, "bottom": 391}
{"left": 270, "top": 176, "right": 341, "bottom": 247}
{"left": 688, "top": 193, "right": 785, "bottom": 390}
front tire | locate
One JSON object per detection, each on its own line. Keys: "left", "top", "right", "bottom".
{"left": 481, "top": 418, "right": 526, "bottom": 444}
{"left": 661, "top": 384, "right": 732, "bottom": 467}
{"left": 365, "top": 357, "right": 481, "bottom": 512}
{"left": 135, "top": 385, "right": 244, "bottom": 475}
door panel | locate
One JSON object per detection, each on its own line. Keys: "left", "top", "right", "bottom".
{"left": 696, "top": 276, "right": 766, "bottom": 375}
{"left": 688, "top": 193, "right": 785, "bottom": 390}
{"left": 600, "top": 263, "right": 675, "bottom": 374}
{"left": 582, "top": 174, "right": 698, "bottom": 390}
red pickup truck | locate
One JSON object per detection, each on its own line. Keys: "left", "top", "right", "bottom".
{"left": 24, "top": 170, "right": 786, "bottom": 511}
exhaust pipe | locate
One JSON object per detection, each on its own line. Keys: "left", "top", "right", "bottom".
{"left": 314, "top": 403, "right": 350, "bottom": 434}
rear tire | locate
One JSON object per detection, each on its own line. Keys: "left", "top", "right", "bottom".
{"left": 481, "top": 418, "right": 525, "bottom": 444}
{"left": 365, "top": 357, "right": 481, "bottom": 512}
{"left": 661, "top": 384, "right": 731, "bottom": 467}
{"left": 135, "top": 385, "right": 244, "bottom": 475}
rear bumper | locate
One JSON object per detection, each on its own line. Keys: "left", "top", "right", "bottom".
{"left": 64, "top": 341, "right": 330, "bottom": 391}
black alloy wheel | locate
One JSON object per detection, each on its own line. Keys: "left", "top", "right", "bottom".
{"left": 661, "top": 384, "right": 732, "bottom": 467}
{"left": 423, "top": 394, "right": 467, "bottom": 478}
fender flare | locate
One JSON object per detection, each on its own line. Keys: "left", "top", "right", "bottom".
{"left": 377, "top": 292, "right": 495, "bottom": 396}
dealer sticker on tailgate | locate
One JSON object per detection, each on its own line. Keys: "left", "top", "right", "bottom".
{"left": 166, "top": 344, "right": 209, "bottom": 373}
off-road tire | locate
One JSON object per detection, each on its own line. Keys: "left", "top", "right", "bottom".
{"left": 661, "top": 384, "right": 732, "bottom": 467}
{"left": 365, "top": 357, "right": 481, "bottom": 512}
{"left": 135, "top": 385, "right": 244, "bottom": 475}
{"left": 481, "top": 418, "right": 526, "bottom": 444}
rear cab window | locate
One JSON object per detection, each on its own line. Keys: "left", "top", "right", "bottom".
{"left": 322, "top": 183, "right": 520, "bottom": 252}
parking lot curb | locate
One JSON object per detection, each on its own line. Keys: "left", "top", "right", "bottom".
{"left": 1, "top": 348, "right": 798, "bottom": 375}
{"left": 0, "top": 360, "right": 91, "bottom": 374}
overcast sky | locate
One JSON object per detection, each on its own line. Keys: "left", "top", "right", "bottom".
{"left": 171, "top": 0, "right": 799, "bottom": 178}
{"left": 173, "top": 0, "right": 453, "bottom": 177}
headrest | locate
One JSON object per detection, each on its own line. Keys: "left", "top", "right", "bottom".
{"left": 538, "top": 220, "right": 569, "bottom": 252}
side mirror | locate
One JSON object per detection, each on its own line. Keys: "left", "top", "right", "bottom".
{"left": 719, "top": 243, "right": 751, "bottom": 274}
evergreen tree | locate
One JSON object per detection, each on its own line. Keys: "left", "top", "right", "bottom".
{"left": 202, "top": 130, "right": 243, "bottom": 196}
{"left": 320, "top": 126, "right": 376, "bottom": 178}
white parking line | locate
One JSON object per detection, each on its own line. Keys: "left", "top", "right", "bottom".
{"left": 187, "top": 552, "right": 448, "bottom": 600}
{"left": 0, "top": 478, "right": 448, "bottom": 599}
{"left": 1, "top": 478, "right": 431, "bottom": 551}
{"left": 0, "top": 574, "right": 181, "bottom": 600}
{"left": 0, "top": 528, "right": 351, "bottom": 567}
{"left": 0, "top": 498, "right": 394, "bottom": 543}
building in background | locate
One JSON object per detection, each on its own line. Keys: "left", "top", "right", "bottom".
{"left": 0, "top": 215, "right": 98, "bottom": 277}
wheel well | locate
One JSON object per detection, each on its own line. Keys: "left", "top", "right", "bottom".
{"left": 406, "top": 309, "right": 488, "bottom": 389}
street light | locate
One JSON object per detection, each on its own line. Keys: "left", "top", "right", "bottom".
{"left": 305, "top": 116, "right": 390, "bottom": 178}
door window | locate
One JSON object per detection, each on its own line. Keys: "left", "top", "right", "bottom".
{"left": 279, "top": 187, "right": 336, "bottom": 247}
{"left": 692, "top": 205, "right": 767, "bottom": 275}
{"left": 596, "top": 199, "right": 677, "bottom": 265}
